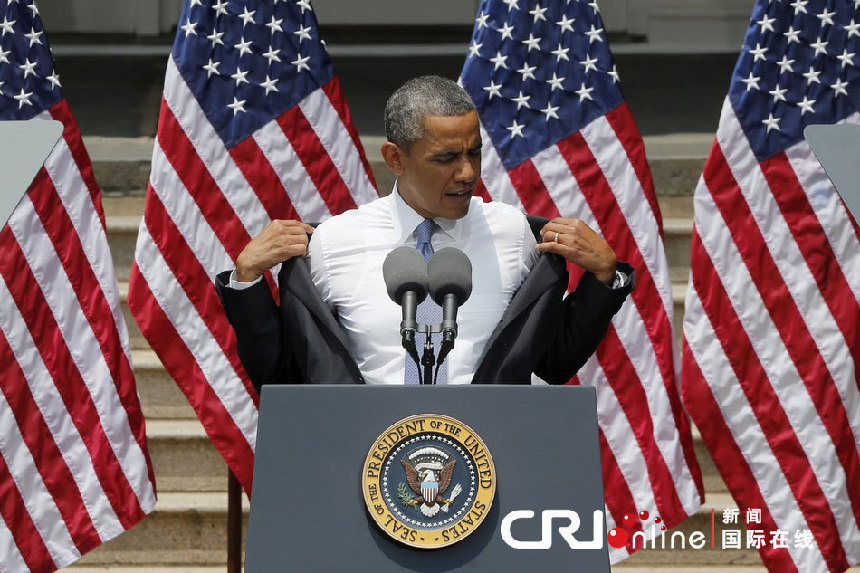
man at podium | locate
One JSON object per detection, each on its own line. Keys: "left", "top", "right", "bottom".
{"left": 216, "top": 76, "right": 634, "bottom": 390}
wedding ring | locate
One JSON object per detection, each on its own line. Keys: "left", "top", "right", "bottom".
{"left": 554, "top": 232, "right": 560, "bottom": 243}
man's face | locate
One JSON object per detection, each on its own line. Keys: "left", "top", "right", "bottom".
{"left": 391, "top": 111, "right": 482, "bottom": 220}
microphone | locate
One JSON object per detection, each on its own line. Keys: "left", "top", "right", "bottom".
{"left": 383, "top": 247, "right": 429, "bottom": 380}
{"left": 427, "top": 248, "right": 472, "bottom": 379}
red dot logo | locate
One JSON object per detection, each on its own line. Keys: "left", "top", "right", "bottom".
{"left": 621, "top": 513, "right": 638, "bottom": 528}
{"left": 638, "top": 510, "right": 650, "bottom": 520}
{"left": 607, "top": 527, "right": 629, "bottom": 548}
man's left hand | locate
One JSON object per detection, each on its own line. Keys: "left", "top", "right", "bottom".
{"left": 537, "top": 218, "right": 617, "bottom": 285}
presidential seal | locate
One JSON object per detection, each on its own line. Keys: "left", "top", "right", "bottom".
{"left": 361, "top": 414, "right": 496, "bottom": 549}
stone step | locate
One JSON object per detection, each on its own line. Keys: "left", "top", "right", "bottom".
{"left": 70, "top": 492, "right": 249, "bottom": 568}
{"left": 146, "top": 419, "right": 228, "bottom": 493}
{"left": 133, "top": 349, "right": 196, "bottom": 420}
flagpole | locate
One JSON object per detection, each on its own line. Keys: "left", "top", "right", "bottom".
{"left": 227, "top": 470, "right": 242, "bottom": 572}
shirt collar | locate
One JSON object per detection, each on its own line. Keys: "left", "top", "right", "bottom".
{"left": 391, "top": 182, "right": 466, "bottom": 244}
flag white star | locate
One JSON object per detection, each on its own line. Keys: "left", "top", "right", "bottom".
{"left": 207, "top": 30, "right": 225, "bottom": 47}
{"left": 0, "top": 17, "right": 14, "bottom": 36}
{"left": 557, "top": 15, "right": 575, "bottom": 34}
{"left": 783, "top": 25, "right": 801, "bottom": 44}
{"left": 483, "top": 81, "right": 503, "bottom": 99}
{"left": 817, "top": 10, "right": 835, "bottom": 27}
{"left": 588, "top": 1, "right": 599, "bottom": 13}
{"left": 541, "top": 103, "right": 560, "bottom": 121}
{"left": 212, "top": 0, "right": 228, "bottom": 16}
{"left": 741, "top": 72, "right": 761, "bottom": 91}
{"left": 830, "top": 77, "right": 849, "bottom": 96}
{"left": 803, "top": 66, "right": 821, "bottom": 84}
{"left": 518, "top": 62, "right": 537, "bottom": 81}
{"left": 507, "top": 119, "right": 525, "bottom": 139}
{"left": 498, "top": 22, "right": 515, "bottom": 41}
{"left": 203, "top": 58, "right": 220, "bottom": 78}
{"left": 608, "top": 65, "right": 620, "bottom": 83}
{"left": 790, "top": 0, "right": 808, "bottom": 14}
{"left": 846, "top": 19, "right": 860, "bottom": 39}
{"left": 239, "top": 7, "right": 256, "bottom": 27}
{"left": 476, "top": 12, "right": 490, "bottom": 29}
{"left": 810, "top": 37, "right": 828, "bottom": 55}
{"left": 27, "top": 2, "right": 37, "bottom": 15}
{"left": 46, "top": 72, "right": 61, "bottom": 89}
{"left": 580, "top": 54, "right": 599, "bottom": 73}
{"left": 585, "top": 24, "right": 604, "bottom": 43}
{"left": 490, "top": 51, "right": 508, "bottom": 70}
{"left": 296, "top": 0, "right": 313, "bottom": 13}
{"left": 776, "top": 55, "right": 795, "bottom": 74}
{"left": 234, "top": 37, "right": 253, "bottom": 56}
{"left": 750, "top": 42, "right": 768, "bottom": 62}
{"left": 0, "top": 81, "right": 4, "bottom": 95}
{"left": 769, "top": 84, "right": 787, "bottom": 102}
{"left": 757, "top": 14, "right": 776, "bottom": 33}
{"left": 295, "top": 24, "right": 312, "bottom": 43}
{"left": 762, "top": 113, "right": 780, "bottom": 132}
{"left": 264, "top": 46, "right": 281, "bottom": 64}
{"left": 797, "top": 96, "right": 816, "bottom": 115}
{"left": 181, "top": 19, "right": 197, "bottom": 37}
{"left": 0, "top": 48, "right": 10, "bottom": 64}
{"left": 19, "top": 58, "right": 37, "bottom": 78}
{"left": 227, "top": 97, "right": 246, "bottom": 115}
{"left": 231, "top": 67, "right": 249, "bottom": 86}
{"left": 522, "top": 33, "right": 541, "bottom": 52}
{"left": 837, "top": 49, "right": 855, "bottom": 68}
{"left": 190, "top": 0, "right": 203, "bottom": 6}
{"left": 267, "top": 16, "right": 284, "bottom": 34}
{"left": 547, "top": 72, "right": 565, "bottom": 91}
{"left": 24, "top": 27, "right": 43, "bottom": 46}
{"left": 469, "top": 40, "right": 482, "bottom": 58}
{"left": 260, "top": 74, "right": 279, "bottom": 95}
{"left": 529, "top": 5, "right": 548, "bottom": 23}
{"left": 14, "top": 88, "right": 33, "bottom": 109}
{"left": 502, "top": 0, "right": 520, "bottom": 11}
{"left": 512, "top": 91, "right": 531, "bottom": 110}
{"left": 576, "top": 82, "right": 594, "bottom": 101}
{"left": 552, "top": 43, "right": 570, "bottom": 62}
{"left": 292, "top": 54, "right": 311, "bottom": 73}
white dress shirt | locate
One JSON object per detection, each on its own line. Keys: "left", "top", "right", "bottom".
{"left": 234, "top": 188, "right": 539, "bottom": 385}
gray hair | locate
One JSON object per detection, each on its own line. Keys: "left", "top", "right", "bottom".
{"left": 384, "top": 75, "right": 476, "bottom": 151}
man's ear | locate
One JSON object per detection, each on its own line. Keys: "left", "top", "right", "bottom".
{"left": 381, "top": 141, "right": 406, "bottom": 176}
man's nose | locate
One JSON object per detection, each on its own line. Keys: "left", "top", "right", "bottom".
{"left": 454, "top": 156, "right": 477, "bottom": 182}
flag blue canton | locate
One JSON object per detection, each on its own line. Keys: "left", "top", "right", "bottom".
{"left": 173, "top": 0, "right": 335, "bottom": 148}
{"left": 460, "top": 0, "right": 624, "bottom": 170}
{"left": 0, "top": 0, "right": 62, "bottom": 120}
{"left": 730, "top": 0, "right": 860, "bottom": 161}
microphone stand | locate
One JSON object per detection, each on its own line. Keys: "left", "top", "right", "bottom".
{"left": 415, "top": 323, "right": 442, "bottom": 384}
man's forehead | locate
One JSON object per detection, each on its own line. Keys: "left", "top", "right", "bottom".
{"left": 419, "top": 112, "right": 481, "bottom": 148}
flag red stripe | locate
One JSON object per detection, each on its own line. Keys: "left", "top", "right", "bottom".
{"left": 26, "top": 170, "right": 155, "bottom": 490}
{"left": 0, "top": 228, "right": 143, "bottom": 530}
{"left": 127, "top": 262, "right": 256, "bottom": 494}
{"left": 681, "top": 337, "right": 800, "bottom": 573}
{"left": 48, "top": 101, "right": 105, "bottom": 228}
{"left": 507, "top": 159, "right": 560, "bottom": 218}
{"left": 604, "top": 104, "right": 663, "bottom": 234}
{"left": 761, "top": 152, "right": 860, "bottom": 384}
{"left": 0, "top": 330, "right": 100, "bottom": 555}
{"left": 686, "top": 226, "right": 849, "bottom": 570}
{"left": 156, "top": 100, "right": 253, "bottom": 261}
{"left": 475, "top": 179, "right": 492, "bottom": 202}
{"left": 595, "top": 326, "right": 688, "bottom": 523}
{"left": 704, "top": 145, "right": 860, "bottom": 527}
{"left": 277, "top": 106, "right": 358, "bottom": 216}
{"left": 557, "top": 133, "right": 700, "bottom": 490}
{"left": 141, "top": 188, "right": 258, "bottom": 405}
{"left": 320, "top": 77, "right": 378, "bottom": 190}
{"left": 229, "top": 136, "right": 300, "bottom": 223}
{"left": 0, "top": 439, "right": 54, "bottom": 572}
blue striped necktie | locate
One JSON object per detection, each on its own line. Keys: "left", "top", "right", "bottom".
{"left": 404, "top": 219, "right": 447, "bottom": 384}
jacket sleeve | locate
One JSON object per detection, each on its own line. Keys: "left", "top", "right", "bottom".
{"left": 214, "top": 270, "right": 300, "bottom": 393}
{"left": 534, "top": 261, "right": 634, "bottom": 384}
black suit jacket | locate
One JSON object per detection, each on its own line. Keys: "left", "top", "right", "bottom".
{"left": 215, "top": 216, "right": 633, "bottom": 392}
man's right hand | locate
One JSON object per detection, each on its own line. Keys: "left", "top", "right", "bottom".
{"left": 234, "top": 220, "right": 315, "bottom": 283}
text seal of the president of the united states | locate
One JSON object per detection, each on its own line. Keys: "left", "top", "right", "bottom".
{"left": 361, "top": 414, "right": 496, "bottom": 549}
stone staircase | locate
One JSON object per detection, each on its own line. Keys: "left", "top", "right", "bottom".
{"left": 57, "top": 134, "right": 846, "bottom": 573}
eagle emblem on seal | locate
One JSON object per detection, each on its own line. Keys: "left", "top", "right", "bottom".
{"left": 398, "top": 446, "right": 463, "bottom": 517}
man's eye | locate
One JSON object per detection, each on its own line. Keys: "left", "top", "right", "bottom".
{"left": 435, "top": 156, "right": 456, "bottom": 164}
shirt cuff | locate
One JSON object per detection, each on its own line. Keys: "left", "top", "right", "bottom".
{"left": 229, "top": 270, "right": 263, "bottom": 291}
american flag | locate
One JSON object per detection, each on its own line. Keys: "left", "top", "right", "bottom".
{"left": 460, "top": 0, "right": 703, "bottom": 562}
{"left": 0, "top": 1, "right": 156, "bottom": 571}
{"left": 127, "top": 0, "right": 378, "bottom": 493}
{"left": 682, "top": 0, "right": 860, "bottom": 571}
